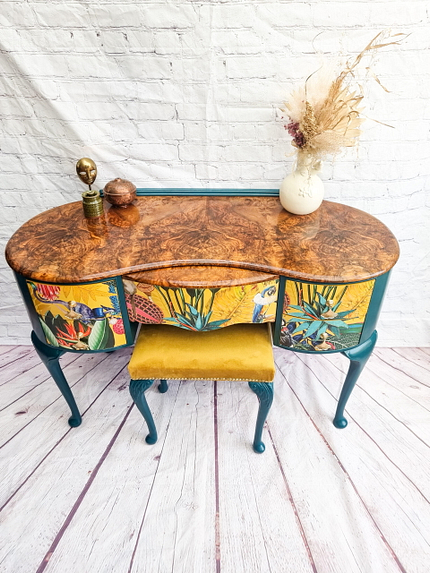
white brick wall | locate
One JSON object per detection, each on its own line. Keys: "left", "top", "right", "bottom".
{"left": 1, "top": 1, "right": 429, "bottom": 346}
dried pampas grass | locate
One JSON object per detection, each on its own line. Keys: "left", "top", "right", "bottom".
{"left": 282, "top": 31, "right": 407, "bottom": 163}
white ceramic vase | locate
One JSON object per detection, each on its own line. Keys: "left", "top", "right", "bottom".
{"left": 279, "top": 153, "right": 324, "bottom": 215}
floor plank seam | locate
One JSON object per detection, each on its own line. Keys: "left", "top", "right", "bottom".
{"left": 79, "top": 362, "right": 130, "bottom": 418}
{"left": 367, "top": 362, "right": 430, "bottom": 411}
{"left": 291, "top": 356, "right": 430, "bottom": 502}
{"left": 1, "top": 376, "right": 53, "bottom": 412}
{"left": 346, "top": 383, "right": 430, "bottom": 450}
{"left": 267, "top": 420, "right": 318, "bottom": 573}
{"left": 389, "top": 347, "right": 430, "bottom": 369}
{"left": 214, "top": 380, "right": 221, "bottom": 573}
{"left": 373, "top": 352, "right": 430, "bottom": 388}
{"left": 0, "top": 354, "right": 114, "bottom": 450}
{"left": 299, "top": 353, "right": 430, "bottom": 450}
{"left": 0, "top": 361, "right": 131, "bottom": 512}
{"left": 1, "top": 353, "right": 81, "bottom": 389}
{"left": 1, "top": 348, "right": 429, "bottom": 573}
{"left": 0, "top": 423, "right": 74, "bottom": 513}
{"left": 0, "top": 349, "right": 36, "bottom": 376}
{"left": 341, "top": 415, "right": 430, "bottom": 506}
{"left": 35, "top": 405, "right": 134, "bottom": 573}
{"left": 127, "top": 380, "right": 183, "bottom": 573}
{"left": 0, "top": 346, "right": 15, "bottom": 356}
{"left": 276, "top": 366, "right": 409, "bottom": 573}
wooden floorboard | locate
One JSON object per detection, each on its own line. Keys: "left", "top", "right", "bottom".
{"left": 0, "top": 346, "right": 39, "bottom": 380}
{"left": 275, "top": 352, "right": 430, "bottom": 572}
{"left": 0, "top": 345, "right": 429, "bottom": 573}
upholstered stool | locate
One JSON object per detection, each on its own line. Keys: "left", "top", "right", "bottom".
{"left": 128, "top": 323, "right": 275, "bottom": 453}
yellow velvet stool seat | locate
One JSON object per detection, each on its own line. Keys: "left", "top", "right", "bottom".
{"left": 128, "top": 323, "right": 275, "bottom": 453}
{"left": 129, "top": 323, "right": 275, "bottom": 382}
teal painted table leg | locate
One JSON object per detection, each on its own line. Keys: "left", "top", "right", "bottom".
{"left": 129, "top": 379, "right": 158, "bottom": 444}
{"left": 248, "top": 382, "right": 273, "bottom": 453}
{"left": 158, "top": 379, "right": 168, "bottom": 393}
{"left": 333, "top": 330, "right": 378, "bottom": 429}
{"left": 31, "top": 331, "right": 82, "bottom": 427}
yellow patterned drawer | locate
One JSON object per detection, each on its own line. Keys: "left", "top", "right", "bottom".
{"left": 123, "top": 279, "right": 279, "bottom": 331}
{"left": 27, "top": 279, "right": 127, "bottom": 350}
{"left": 280, "top": 279, "right": 375, "bottom": 351}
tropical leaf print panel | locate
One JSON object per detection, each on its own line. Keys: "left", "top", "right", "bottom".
{"left": 280, "top": 280, "right": 375, "bottom": 351}
{"left": 123, "top": 279, "right": 279, "bottom": 331}
{"left": 27, "top": 280, "right": 127, "bottom": 350}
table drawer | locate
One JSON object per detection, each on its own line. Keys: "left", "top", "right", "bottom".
{"left": 277, "top": 278, "right": 375, "bottom": 352}
{"left": 26, "top": 278, "right": 129, "bottom": 351}
{"left": 122, "top": 278, "right": 279, "bottom": 331}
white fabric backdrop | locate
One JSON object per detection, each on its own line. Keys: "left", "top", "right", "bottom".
{"left": 0, "top": 1, "right": 429, "bottom": 345}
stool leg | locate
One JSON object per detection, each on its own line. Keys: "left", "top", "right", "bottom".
{"left": 158, "top": 379, "right": 169, "bottom": 393}
{"left": 248, "top": 382, "right": 273, "bottom": 453}
{"left": 129, "top": 379, "right": 158, "bottom": 445}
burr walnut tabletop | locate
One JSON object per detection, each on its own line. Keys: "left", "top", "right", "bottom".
{"left": 5, "top": 196, "right": 399, "bottom": 285}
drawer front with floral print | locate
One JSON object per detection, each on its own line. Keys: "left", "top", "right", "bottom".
{"left": 277, "top": 278, "right": 375, "bottom": 352}
{"left": 122, "top": 278, "right": 279, "bottom": 331}
{"left": 26, "top": 279, "right": 129, "bottom": 351}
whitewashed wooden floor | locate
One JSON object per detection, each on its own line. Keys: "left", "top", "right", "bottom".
{"left": 0, "top": 344, "right": 430, "bottom": 573}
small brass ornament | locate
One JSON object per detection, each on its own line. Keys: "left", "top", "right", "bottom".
{"left": 81, "top": 189, "right": 104, "bottom": 218}
{"left": 76, "top": 158, "right": 103, "bottom": 218}
{"left": 104, "top": 178, "right": 136, "bottom": 207}
{"left": 76, "top": 157, "right": 97, "bottom": 189}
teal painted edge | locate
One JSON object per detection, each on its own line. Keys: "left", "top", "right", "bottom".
{"left": 273, "top": 276, "right": 287, "bottom": 348}
{"left": 278, "top": 275, "right": 380, "bottom": 287}
{"left": 23, "top": 276, "right": 118, "bottom": 288}
{"left": 99, "top": 188, "right": 279, "bottom": 197}
{"left": 113, "top": 275, "right": 138, "bottom": 345}
{"left": 14, "top": 271, "right": 46, "bottom": 343}
{"left": 359, "top": 271, "right": 390, "bottom": 343}
{"left": 275, "top": 344, "right": 354, "bottom": 355}
{"left": 41, "top": 340, "right": 133, "bottom": 354}
{"left": 272, "top": 274, "right": 389, "bottom": 354}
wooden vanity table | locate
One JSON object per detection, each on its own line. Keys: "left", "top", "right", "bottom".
{"left": 5, "top": 189, "right": 399, "bottom": 430}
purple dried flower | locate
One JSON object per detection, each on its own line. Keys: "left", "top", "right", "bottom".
{"left": 286, "top": 120, "right": 306, "bottom": 148}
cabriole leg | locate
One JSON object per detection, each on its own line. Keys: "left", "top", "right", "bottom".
{"left": 129, "top": 379, "right": 157, "bottom": 444}
{"left": 31, "top": 331, "right": 82, "bottom": 427}
{"left": 333, "top": 330, "right": 378, "bottom": 429}
{"left": 248, "top": 381, "right": 274, "bottom": 453}
{"left": 158, "top": 379, "right": 169, "bottom": 393}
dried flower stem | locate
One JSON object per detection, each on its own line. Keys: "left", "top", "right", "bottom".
{"left": 282, "top": 31, "right": 408, "bottom": 164}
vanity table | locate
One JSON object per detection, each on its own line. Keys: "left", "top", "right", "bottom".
{"left": 5, "top": 189, "right": 399, "bottom": 429}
